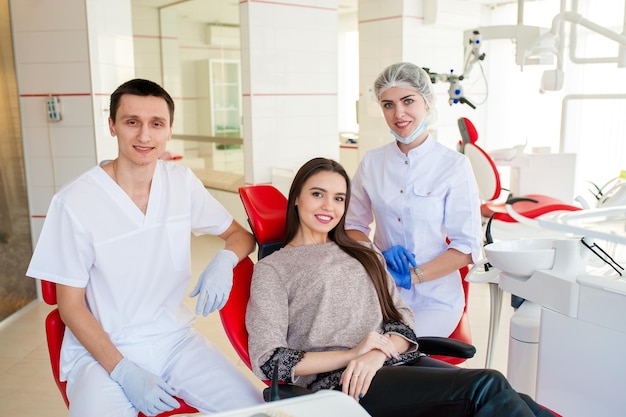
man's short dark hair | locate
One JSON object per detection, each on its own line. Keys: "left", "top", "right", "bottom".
{"left": 109, "top": 79, "right": 175, "bottom": 124}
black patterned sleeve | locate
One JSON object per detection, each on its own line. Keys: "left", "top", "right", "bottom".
{"left": 384, "top": 320, "right": 418, "bottom": 351}
{"left": 260, "top": 347, "right": 305, "bottom": 383}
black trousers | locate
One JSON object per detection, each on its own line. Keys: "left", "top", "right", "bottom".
{"left": 356, "top": 357, "right": 556, "bottom": 417}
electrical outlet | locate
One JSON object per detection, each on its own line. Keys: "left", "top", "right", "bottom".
{"left": 46, "top": 96, "right": 62, "bottom": 122}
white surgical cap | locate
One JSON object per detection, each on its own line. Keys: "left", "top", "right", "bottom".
{"left": 374, "top": 62, "right": 436, "bottom": 117}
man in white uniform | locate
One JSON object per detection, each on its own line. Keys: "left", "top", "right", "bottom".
{"left": 26, "top": 79, "right": 263, "bottom": 416}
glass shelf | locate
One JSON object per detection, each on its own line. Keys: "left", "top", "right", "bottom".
{"left": 209, "top": 59, "right": 241, "bottom": 138}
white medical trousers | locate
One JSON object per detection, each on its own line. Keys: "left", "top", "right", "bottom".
{"left": 65, "top": 328, "right": 263, "bottom": 416}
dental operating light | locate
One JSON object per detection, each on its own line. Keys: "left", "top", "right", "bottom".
{"left": 427, "top": 7, "right": 626, "bottom": 107}
{"left": 424, "top": 30, "right": 486, "bottom": 109}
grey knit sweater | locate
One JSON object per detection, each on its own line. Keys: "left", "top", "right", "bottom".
{"left": 246, "top": 241, "right": 420, "bottom": 391}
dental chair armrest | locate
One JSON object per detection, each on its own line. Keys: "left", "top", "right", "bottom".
{"left": 416, "top": 336, "right": 477, "bottom": 359}
{"left": 263, "top": 384, "right": 315, "bottom": 402}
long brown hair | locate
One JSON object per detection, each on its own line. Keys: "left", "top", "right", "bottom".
{"left": 284, "top": 157, "right": 403, "bottom": 323}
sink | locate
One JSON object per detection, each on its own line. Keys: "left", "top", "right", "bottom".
{"left": 485, "top": 237, "right": 589, "bottom": 318}
{"left": 484, "top": 239, "right": 556, "bottom": 278}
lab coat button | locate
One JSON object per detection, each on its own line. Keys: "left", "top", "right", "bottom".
{"left": 400, "top": 189, "right": 404, "bottom": 194}
{"left": 404, "top": 160, "right": 408, "bottom": 165}
{"left": 397, "top": 217, "right": 401, "bottom": 222}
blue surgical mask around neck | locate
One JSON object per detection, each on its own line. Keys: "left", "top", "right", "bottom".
{"left": 390, "top": 119, "right": 428, "bottom": 145}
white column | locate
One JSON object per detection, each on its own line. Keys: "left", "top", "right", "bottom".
{"left": 240, "top": 0, "right": 340, "bottom": 188}
{"left": 357, "top": 0, "right": 414, "bottom": 157}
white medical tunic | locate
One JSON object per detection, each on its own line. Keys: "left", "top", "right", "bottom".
{"left": 345, "top": 137, "right": 482, "bottom": 335}
{"left": 27, "top": 160, "right": 233, "bottom": 380}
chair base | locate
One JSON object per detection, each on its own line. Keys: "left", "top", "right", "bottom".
{"left": 263, "top": 384, "right": 315, "bottom": 402}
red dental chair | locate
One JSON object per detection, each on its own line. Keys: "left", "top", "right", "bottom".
{"left": 41, "top": 280, "right": 199, "bottom": 417}
{"left": 435, "top": 265, "right": 471, "bottom": 365}
{"left": 457, "top": 117, "right": 580, "bottom": 223}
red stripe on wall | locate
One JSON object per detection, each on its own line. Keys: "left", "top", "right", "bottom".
{"left": 242, "top": 93, "right": 336, "bottom": 97}
{"left": 20, "top": 93, "right": 93, "bottom": 97}
{"left": 20, "top": 93, "right": 117, "bottom": 98}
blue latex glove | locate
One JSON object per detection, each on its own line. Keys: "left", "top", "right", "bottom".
{"left": 382, "top": 245, "right": 417, "bottom": 274}
{"left": 389, "top": 267, "right": 412, "bottom": 290}
{"left": 190, "top": 249, "right": 239, "bottom": 316}
{"left": 110, "top": 357, "right": 178, "bottom": 416}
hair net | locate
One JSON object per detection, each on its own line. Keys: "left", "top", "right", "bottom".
{"left": 373, "top": 62, "right": 436, "bottom": 119}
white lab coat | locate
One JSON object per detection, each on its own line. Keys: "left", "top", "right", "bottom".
{"left": 346, "top": 136, "right": 482, "bottom": 336}
{"left": 27, "top": 160, "right": 262, "bottom": 415}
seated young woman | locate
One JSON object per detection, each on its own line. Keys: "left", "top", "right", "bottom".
{"left": 245, "top": 157, "right": 557, "bottom": 417}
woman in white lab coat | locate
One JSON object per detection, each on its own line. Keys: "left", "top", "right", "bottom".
{"left": 345, "top": 62, "right": 483, "bottom": 337}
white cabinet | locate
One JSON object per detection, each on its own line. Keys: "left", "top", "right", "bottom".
{"left": 494, "top": 152, "right": 577, "bottom": 204}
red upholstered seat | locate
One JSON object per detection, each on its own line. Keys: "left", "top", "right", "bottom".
{"left": 430, "top": 265, "right": 471, "bottom": 365}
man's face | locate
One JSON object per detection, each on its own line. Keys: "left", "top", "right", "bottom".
{"left": 108, "top": 94, "right": 172, "bottom": 166}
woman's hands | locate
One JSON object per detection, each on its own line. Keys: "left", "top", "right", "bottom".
{"left": 340, "top": 350, "right": 385, "bottom": 400}
{"left": 341, "top": 333, "right": 399, "bottom": 400}
{"left": 351, "top": 331, "right": 399, "bottom": 359}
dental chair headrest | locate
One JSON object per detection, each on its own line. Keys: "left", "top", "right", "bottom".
{"left": 458, "top": 117, "right": 478, "bottom": 145}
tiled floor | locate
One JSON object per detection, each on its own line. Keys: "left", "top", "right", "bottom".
{"left": 0, "top": 234, "right": 516, "bottom": 416}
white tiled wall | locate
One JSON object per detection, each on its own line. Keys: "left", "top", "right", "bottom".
{"left": 241, "top": 0, "right": 340, "bottom": 185}
{"left": 11, "top": 0, "right": 135, "bottom": 248}
{"left": 357, "top": 0, "right": 485, "bottom": 157}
